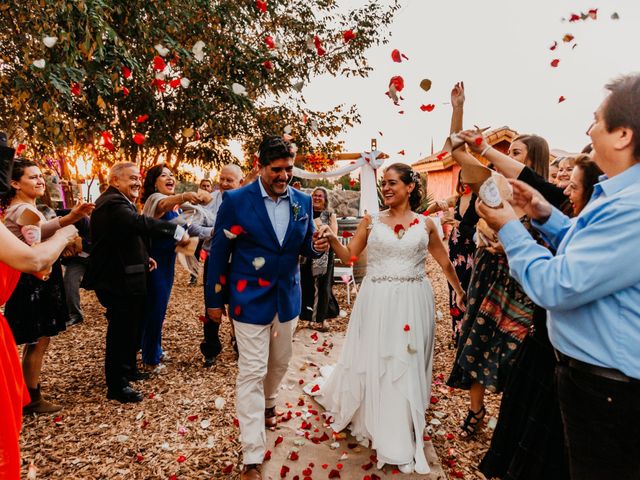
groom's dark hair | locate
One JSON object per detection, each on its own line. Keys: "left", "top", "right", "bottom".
{"left": 258, "top": 135, "right": 294, "bottom": 166}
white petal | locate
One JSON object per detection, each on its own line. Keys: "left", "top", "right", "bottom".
{"left": 200, "top": 419, "right": 211, "bottom": 429}
{"left": 214, "top": 397, "right": 225, "bottom": 410}
{"left": 42, "top": 36, "right": 58, "bottom": 48}
{"left": 292, "top": 81, "right": 304, "bottom": 92}
{"left": 252, "top": 256, "right": 266, "bottom": 270}
{"left": 223, "top": 229, "right": 237, "bottom": 239}
{"left": 32, "top": 59, "right": 46, "bottom": 69}
{"left": 231, "top": 83, "right": 247, "bottom": 96}
{"left": 192, "top": 40, "right": 206, "bottom": 61}
{"left": 284, "top": 125, "right": 292, "bottom": 134}
{"left": 154, "top": 44, "right": 169, "bottom": 57}
{"left": 180, "top": 77, "right": 190, "bottom": 88}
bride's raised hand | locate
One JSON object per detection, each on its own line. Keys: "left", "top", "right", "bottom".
{"left": 316, "top": 224, "right": 337, "bottom": 242}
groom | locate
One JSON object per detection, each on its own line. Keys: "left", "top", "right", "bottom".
{"left": 205, "top": 136, "right": 328, "bottom": 480}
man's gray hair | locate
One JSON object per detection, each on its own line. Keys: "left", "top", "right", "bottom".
{"left": 221, "top": 163, "right": 243, "bottom": 179}
{"left": 109, "top": 162, "right": 137, "bottom": 183}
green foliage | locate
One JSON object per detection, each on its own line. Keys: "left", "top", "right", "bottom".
{"left": 0, "top": 0, "right": 399, "bottom": 174}
{"left": 336, "top": 173, "right": 360, "bottom": 191}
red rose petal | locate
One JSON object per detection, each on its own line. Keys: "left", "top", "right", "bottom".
{"left": 341, "top": 231, "right": 353, "bottom": 238}
{"left": 70, "top": 82, "right": 81, "bottom": 96}
{"left": 263, "top": 60, "right": 274, "bottom": 70}
{"left": 397, "top": 149, "right": 405, "bottom": 155}
{"left": 258, "top": 278, "right": 270, "bottom": 287}
{"left": 136, "top": 114, "right": 149, "bottom": 123}
{"left": 280, "top": 465, "right": 290, "bottom": 478}
{"left": 290, "top": 451, "right": 299, "bottom": 461}
{"left": 275, "top": 435, "right": 284, "bottom": 447}
{"left": 153, "top": 56, "right": 166, "bottom": 72}
{"left": 222, "top": 463, "right": 234, "bottom": 474}
{"left": 122, "top": 86, "right": 130, "bottom": 96}
{"left": 169, "top": 78, "right": 181, "bottom": 88}
{"left": 176, "top": 455, "right": 186, "bottom": 463}
{"left": 264, "top": 450, "right": 272, "bottom": 461}
{"left": 550, "top": 59, "right": 560, "bottom": 68}
{"left": 234, "top": 305, "right": 242, "bottom": 317}
{"left": 549, "top": 41, "right": 558, "bottom": 51}
{"left": 230, "top": 225, "right": 244, "bottom": 235}
{"left": 122, "top": 65, "right": 132, "bottom": 79}
{"left": 133, "top": 133, "right": 145, "bottom": 145}
{"left": 391, "top": 49, "right": 402, "bottom": 63}
{"left": 255, "top": 0, "right": 267, "bottom": 13}
{"left": 219, "top": 275, "right": 227, "bottom": 285}
{"left": 389, "top": 75, "right": 404, "bottom": 92}
{"left": 420, "top": 104, "right": 435, "bottom": 112}
{"left": 328, "top": 469, "right": 341, "bottom": 478}
{"left": 430, "top": 395, "right": 439, "bottom": 404}
{"left": 237, "top": 279, "right": 247, "bottom": 292}
{"left": 403, "top": 324, "right": 410, "bottom": 332}
{"left": 265, "top": 35, "right": 276, "bottom": 49}
{"left": 558, "top": 95, "right": 566, "bottom": 103}
{"left": 343, "top": 30, "right": 356, "bottom": 42}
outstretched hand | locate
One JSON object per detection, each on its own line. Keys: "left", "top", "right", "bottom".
{"left": 475, "top": 198, "right": 519, "bottom": 232}
{"left": 508, "top": 180, "right": 553, "bottom": 222}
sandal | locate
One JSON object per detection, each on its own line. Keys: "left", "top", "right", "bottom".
{"left": 460, "top": 405, "right": 486, "bottom": 438}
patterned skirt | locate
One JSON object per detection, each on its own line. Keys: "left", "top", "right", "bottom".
{"left": 447, "top": 249, "right": 535, "bottom": 393}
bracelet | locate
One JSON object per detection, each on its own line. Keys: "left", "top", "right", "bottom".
{"left": 480, "top": 145, "right": 492, "bottom": 157}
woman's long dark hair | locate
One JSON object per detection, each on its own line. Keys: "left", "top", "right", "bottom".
{"left": 0, "top": 158, "right": 38, "bottom": 210}
{"left": 514, "top": 134, "right": 550, "bottom": 180}
{"left": 573, "top": 154, "right": 603, "bottom": 209}
{"left": 384, "top": 163, "right": 424, "bottom": 211}
{"left": 142, "top": 163, "right": 170, "bottom": 204}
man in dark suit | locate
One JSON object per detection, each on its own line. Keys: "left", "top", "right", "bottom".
{"left": 205, "top": 137, "right": 329, "bottom": 480}
{"left": 83, "top": 162, "right": 190, "bottom": 403}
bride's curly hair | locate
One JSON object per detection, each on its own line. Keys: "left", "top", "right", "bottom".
{"left": 384, "top": 163, "right": 423, "bottom": 211}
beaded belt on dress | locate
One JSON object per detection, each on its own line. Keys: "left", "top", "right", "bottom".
{"left": 369, "top": 274, "right": 425, "bottom": 283}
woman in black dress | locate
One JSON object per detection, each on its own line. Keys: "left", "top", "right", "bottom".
{"left": 428, "top": 173, "right": 476, "bottom": 346}
{"left": 300, "top": 187, "right": 339, "bottom": 331}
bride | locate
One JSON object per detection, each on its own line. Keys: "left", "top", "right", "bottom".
{"left": 314, "top": 163, "right": 466, "bottom": 474}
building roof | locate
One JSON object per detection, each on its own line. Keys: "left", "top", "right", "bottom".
{"left": 412, "top": 126, "right": 518, "bottom": 173}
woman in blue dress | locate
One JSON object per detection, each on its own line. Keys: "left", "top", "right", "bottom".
{"left": 140, "top": 164, "right": 213, "bottom": 368}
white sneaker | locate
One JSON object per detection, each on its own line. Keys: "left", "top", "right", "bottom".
{"left": 399, "top": 462, "right": 415, "bottom": 474}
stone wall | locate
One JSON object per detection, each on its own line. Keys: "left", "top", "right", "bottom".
{"left": 302, "top": 188, "right": 361, "bottom": 218}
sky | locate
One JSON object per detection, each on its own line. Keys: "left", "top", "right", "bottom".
{"left": 297, "top": 0, "right": 638, "bottom": 168}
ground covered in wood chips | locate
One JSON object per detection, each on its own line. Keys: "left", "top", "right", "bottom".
{"left": 20, "top": 259, "right": 500, "bottom": 479}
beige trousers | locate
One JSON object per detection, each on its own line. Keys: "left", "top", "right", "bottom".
{"left": 233, "top": 315, "right": 297, "bottom": 465}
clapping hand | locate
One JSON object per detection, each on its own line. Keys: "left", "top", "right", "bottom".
{"left": 69, "top": 197, "right": 95, "bottom": 221}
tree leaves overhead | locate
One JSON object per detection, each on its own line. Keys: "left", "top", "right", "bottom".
{"left": 0, "top": 0, "right": 399, "bottom": 172}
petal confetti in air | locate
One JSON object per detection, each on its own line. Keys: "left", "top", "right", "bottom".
{"left": 558, "top": 95, "right": 566, "bottom": 103}
{"left": 231, "top": 82, "right": 247, "bottom": 96}
{"left": 192, "top": 40, "right": 206, "bottom": 61}
{"left": 562, "top": 33, "right": 575, "bottom": 43}
{"left": 258, "top": 278, "right": 271, "bottom": 287}
{"left": 42, "top": 36, "right": 58, "bottom": 48}
{"left": 154, "top": 44, "right": 170, "bottom": 57}
{"left": 611, "top": 12, "right": 619, "bottom": 20}
{"left": 234, "top": 305, "right": 242, "bottom": 316}
{"left": 70, "top": 82, "right": 81, "bottom": 96}
{"left": 180, "top": 77, "right": 190, "bottom": 88}
{"left": 153, "top": 56, "right": 167, "bottom": 72}
{"left": 397, "top": 150, "right": 405, "bottom": 155}
{"left": 230, "top": 225, "right": 244, "bottom": 236}
{"left": 388, "top": 75, "right": 405, "bottom": 92}
{"left": 32, "top": 59, "right": 46, "bottom": 69}
{"left": 169, "top": 77, "right": 181, "bottom": 89}
{"left": 236, "top": 279, "right": 248, "bottom": 292}
{"left": 550, "top": 59, "right": 560, "bottom": 68}
{"left": 343, "top": 29, "right": 356, "bottom": 42}
{"left": 403, "top": 324, "right": 410, "bottom": 331}
{"left": 263, "top": 60, "right": 274, "bottom": 70}
{"left": 264, "top": 35, "right": 276, "bottom": 49}
{"left": 256, "top": 0, "right": 267, "bottom": 13}
{"left": 420, "top": 104, "right": 435, "bottom": 112}
{"left": 133, "top": 133, "right": 145, "bottom": 145}
{"left": 121, "top": 65, "right": 132, "bottom": 79}
{"left": 549, "top": 41, "right": 558, "bottom": 51}
{"left": 16, "top": 144, "right": 27, "bottom": 156}
{"left": 100, "top": 131, "right": 115, "bottom": 151}
{"left": 391, "top": 49, "right": 402, "bottom": 62}
{"left": 252, "top": 257, "right": 266, "bottom": 270}
{"left": 222, "top": 463, "right": 234, "bottom": 474}
{"left": 419, "top": 78, "right": 432, "bottom": 92}
{"left": 136, "top": 114, "right": 149, "bottom": 123}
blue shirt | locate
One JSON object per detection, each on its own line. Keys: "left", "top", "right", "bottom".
{"left": 258, "top": 177, "right": 290, "bottom": 245}
{"left": 498, "top": 162, "right": 640, "bottom": 380}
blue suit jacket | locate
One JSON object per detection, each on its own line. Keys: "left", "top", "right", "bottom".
{"left": 205, "top": 180, "right": 320, "bottom": 324}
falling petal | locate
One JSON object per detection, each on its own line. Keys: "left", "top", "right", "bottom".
{"left": 232, "top": 83, "right": 247, "bottom": 96}
{"left": 32, "top": 59, "right": 46, "bottom": 69}
{"left": 192, "top": 40, "right": 206, "bottom": 61}
{"left": 154, "top": 44, "right": 170, "bottom": 57}
{"left": 42, "top": 36, "right": 58, "bottom": 48}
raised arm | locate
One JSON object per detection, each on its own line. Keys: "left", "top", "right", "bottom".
{"left": 155, "top": 192, "right": 200, "bottom": 217}
{"left": 457, "top": 130, "right": 525, "bottom": 179}
{"left": 450, "top": 81, "right": 465, "bottom": 134}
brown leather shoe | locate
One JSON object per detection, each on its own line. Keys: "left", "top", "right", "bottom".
{"left": 265, "top": 407, "right": 277, "bottom": 428}
{"left": 240, "top": 463, "right": 262, "bottom": 480}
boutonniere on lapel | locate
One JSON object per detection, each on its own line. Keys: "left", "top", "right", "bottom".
{"left": 291, "top": 201, "right": 301, "bottom": 221}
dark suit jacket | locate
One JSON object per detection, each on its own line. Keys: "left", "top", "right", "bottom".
{"left": 205, "top": 180, "right": 320, "bottom": 324}
{"left": 82, "top": 186, "right": 179, "bottom": 296}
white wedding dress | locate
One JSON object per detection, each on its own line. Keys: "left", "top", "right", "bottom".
{"left": 313, "top": 214, "right": 436, "bottom": 474}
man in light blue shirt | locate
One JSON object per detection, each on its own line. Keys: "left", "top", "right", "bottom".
{"left": 477, "top": 74, "right": 640, "bottom": 480}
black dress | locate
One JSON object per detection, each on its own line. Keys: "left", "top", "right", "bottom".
{"left": 300, "top": 210, "right": 339, "bottom": 323}
{"left": 479, "top": 167, "right": 570, "bottom": 480}
{"left": 448, "top": 194, "right": 477, "bottom": 345}
{"left": 5, "top": 261, "right": 68, "bottom": 345}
